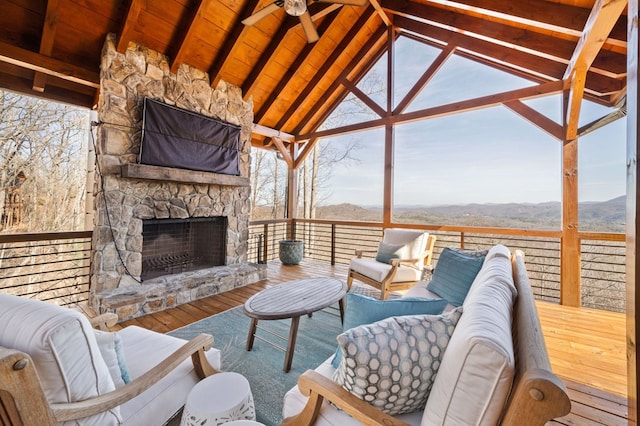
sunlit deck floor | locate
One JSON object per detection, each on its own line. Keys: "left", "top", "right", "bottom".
{"left": 113, "top": 259, "right": 628, "bottom": 425}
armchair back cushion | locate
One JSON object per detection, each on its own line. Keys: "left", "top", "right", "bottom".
{"left": 0, "top": 294, "right": 121, "bottom": 425}
{"left": 381, "top": 229, "right": 429, "bottom": 269}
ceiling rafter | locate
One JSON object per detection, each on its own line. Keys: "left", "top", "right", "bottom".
{"left": 340, "top": 77, "right": 387, "bottom": 117}
{"left": 32, "top": 0, "right": 61, "bottom": 92}
{"left": 382, "top": 0, "right": 626, "bottom": 80}
{"left": 242, "top": 3, "right": 337, "bottom": 96}
{"left": 272, "top": 6, "right": 378, "bottom": 131}
{"left": 206, "top": 0, "right": 262, "bottom": 86}
{"left": 369, "top": 0, "right": 392, "bottom": 26}
{"left": 117, "top": 0, "right": 144, "bottom": 53}
{"left": 416, "top": 0, "right": 627, "bottom": 51}
{"left": 298, "top": 80, "right": 564, "bottom": 141}
{"left": 253, "top": 9, "right": 340, "bottom": 123}
{"left": 503, "top": 100, "right": 564, "bottom": 140}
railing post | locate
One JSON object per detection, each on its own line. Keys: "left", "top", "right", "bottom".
{"left": 460, "top": 232, "right": 465, "bottom": 250}
{"left": 331, "top": 224, "right": 336, "bottom": 266}
{"left": 263, "top": 224, "right": 269, "bottom": 262}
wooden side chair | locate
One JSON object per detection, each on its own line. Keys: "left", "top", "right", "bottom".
{"left": 0, "top": 294, "right": 221, "bottom": 425}
{"left": 347, "top": 229, "right": 436, "bottom": 300}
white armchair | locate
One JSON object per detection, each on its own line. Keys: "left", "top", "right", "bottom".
{"left": 0, "top": 294, "right": 221, "bottom": 425}
{"left": 347, "top": 229, "right": 436, "bottom": 300}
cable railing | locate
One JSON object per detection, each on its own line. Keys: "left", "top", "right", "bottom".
{"left": 0, "top": 231, "right": 92, "bottom": 307}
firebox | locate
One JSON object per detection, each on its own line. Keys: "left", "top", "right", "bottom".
{"left": 141, "top": 217, "right": 227, "bottom": 281}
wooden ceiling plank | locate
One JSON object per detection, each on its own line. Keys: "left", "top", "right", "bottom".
{"left": 32, "top": 0, "right": 61, "bottom": 92}
{"left": 298, "top": 80, "right": 564, "bottom": 140}
{"left": 273, "top": 6, "right": 377, "bottom": 130}
{"left": 393, "top": 43, "right": 455, "bottom": 115}
{"left": 294, "top": 27, "right": 389, "bottom": 135}
{"left": 563, "top": 0, "right": 627, "bottom": 80}
{"left": 0, "top": 41, "right": 99, "bottom": 88}
{"left": 503, "top": 100, "right": 564, "bottom": 140}
{"left": 253, "top": 10, "right": 340, "bottom": 122}
{"left": 207, "top": 0, "right": 261, "bottom": 86}
{"left": 170, "top": 0, "right": 216, "bottom": 74}
{"left": 117, "top": 0, "right": 145, "bottom": 53}
{"left": 340, "top": 77, "right": 387, "bottom": 117}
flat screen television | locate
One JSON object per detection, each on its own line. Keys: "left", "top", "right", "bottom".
{"left": 139, "top": 98, "right": 241, "bottom": 175}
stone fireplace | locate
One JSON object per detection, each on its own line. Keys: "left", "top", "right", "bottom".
{"left": 90, "top": 34, "right": 266, "bottom": 321}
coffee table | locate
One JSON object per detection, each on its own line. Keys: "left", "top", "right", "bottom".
{"left": 243, "top": 277, "right": 347, "bottom": 372}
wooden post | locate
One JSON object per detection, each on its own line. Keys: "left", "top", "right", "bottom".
{"left": 561, "top": 137, "right": 581, "bottom": 307}
{"left": 286, "top": 143, "right": 299, "bottom": 240}
{"left": 383, "top": 27, "right": 394, "bottom": 227}
{"left": 627, "top": 1, "right": 639, "bottom": 423}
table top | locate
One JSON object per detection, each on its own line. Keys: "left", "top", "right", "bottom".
{"left": 243, "top": 277, "right": 347, "bottom": 320}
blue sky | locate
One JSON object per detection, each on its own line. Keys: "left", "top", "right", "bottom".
{"left": 319, "top": 37, "right": 626, "bottom": 207}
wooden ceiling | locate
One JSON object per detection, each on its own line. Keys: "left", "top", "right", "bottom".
{"left": 0, "top": 0, "right": 628, "bottom": 150}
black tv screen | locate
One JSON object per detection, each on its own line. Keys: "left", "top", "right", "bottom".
{"left": 140, "top": 98, "right": 241, "bottom": 175}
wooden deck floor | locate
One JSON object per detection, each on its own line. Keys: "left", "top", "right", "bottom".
{"left": 115, "top": 259, "right": 629, "bottom": 425}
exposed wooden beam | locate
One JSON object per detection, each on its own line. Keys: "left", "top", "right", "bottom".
{"left": 393, "top": 43, "right": 455, "bottom": 115}
{"left": 370, "top": 0, "right": 392, "bottom": 26}
{"left": 563, "top": 0, "right": 627, "bottom": 80}
{"left": 271, "top": 137, "right": 294, "bottom": 168}
{"left": 293, "top": 138, "right": 320, "bottom": 169}
{"left": 383, "top": 0, "right": 626, "bottom": 80}
{"left": 0, "top": 41, "right": 99, "bottom": 88}
{"left": 253, "top": 10, "right": 339, "bottom": 122}
{"left": 252, "top": 123, "right": 295, "bottom": 142}
{"left": 578, "top": 101, "right": 626, "bottom": 137}
{"left": 169, "top": 0, "right": 218, "bottom": 75}
{"left": 207, "top": 0, "right": 261, "bottom": 86}
{"left": 298, "top": 80, "right": 564, "bottom": 140}
{"left": 340, "top": 77, "right": 386, "bottom": 117}
{"left": 272, "top": 6, "right": 377, "bottom": 130}
{"left": 503, "top": 100, "right": 563, "bottom": 140}
{"left": 564, "top": 68, "right": 588, "bottom": 140}
{"left": 32, "top": 0, "right": 61, "bottom": 92}
{"left": 117, "top": 0, "right": 144, "bottom": 53}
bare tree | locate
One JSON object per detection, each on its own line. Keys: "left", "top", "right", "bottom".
{"left": 0, "top": 89, "right": 90, "bottom": 233}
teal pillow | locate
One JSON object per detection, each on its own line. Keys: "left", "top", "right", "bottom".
{"left": 375, "top": 241, "right": 408, "bottom": 264}
{"left": 426, "top": 247, "right": 487, "bottom": 307}
{"left": 331, "top": 292, "right": 447, "bottom": 368}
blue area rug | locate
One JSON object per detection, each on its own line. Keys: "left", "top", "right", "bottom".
{"left": 169, "top": 305, "right": 343, "bottom": 426}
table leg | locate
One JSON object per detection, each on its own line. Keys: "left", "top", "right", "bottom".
{"left": 339, "top": 297, "right": 345, "bottom": 324}
{"left": 283, "top": 316, "right": 301, "bottom": 372}
{"left": 246, "top": 318, "right": 258, "bottom": 351}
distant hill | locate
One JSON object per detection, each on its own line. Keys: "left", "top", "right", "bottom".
{"left": 313, "top": 196, "right": 626, "bottom": 232}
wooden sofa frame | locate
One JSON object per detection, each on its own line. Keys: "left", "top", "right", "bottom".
{"left": 0, "top": 313, "right": 219, "bottom": 425}
{"left": 347, "top": 234, "right": 437, "bottom": 300}
{"left": 282, "top": 250, "right": 572, "bottom": 426}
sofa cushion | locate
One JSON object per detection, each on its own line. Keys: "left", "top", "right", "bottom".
{"left": 118, "top": 325, "right": 222, "bottom": 426}
{"left": 349, "top": 258, "right": 424, "bottom": 283}
{"left": 331, "top": 293, "right": 447, "bottom": 368}
{"left": 0, "top": 294, "right": 121, "bottom": 425}
{"left": 426, "top": 248, "right": 487, "bottom": 306}
{"left": 333, "top": 308, "right": 463, "bottom": 415}
{"left": 94, "top": 330, "right": 131, "bottom": 387}
{"left": 422, "top": 247, "right": 516, "bottom": 426}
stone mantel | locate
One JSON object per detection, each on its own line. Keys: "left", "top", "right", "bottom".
{"left": 121, "top": 163, "right": 251, "bottom": 186}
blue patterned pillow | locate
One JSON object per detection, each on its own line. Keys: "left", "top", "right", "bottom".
{"left": 331, "top": 292, "right": 447, "bottom": 368}
{"left": 427, "top": 247, "right": 486, "bottom": 307}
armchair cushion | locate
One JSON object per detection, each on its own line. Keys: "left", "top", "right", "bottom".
{"left": 331, "top": 293, "right": 447, "bottom": 368}
{"left": 332, "top": 307, "right": 463, "bottom": 416}
{"left": 0, "top": 294, "right": 121, "bottom": 425}
{"left": 349, "top": 257, "right": 423, "bottom": 283}
{"left": 426, "top": 248, "right": 487, "bottom": 306}
{"left": 382, "top": 229, "right": 429, "bottom": 269}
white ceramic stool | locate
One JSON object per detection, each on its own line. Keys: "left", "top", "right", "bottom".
{"left": 180, "top": 372, "right": 256, "bottom": 426}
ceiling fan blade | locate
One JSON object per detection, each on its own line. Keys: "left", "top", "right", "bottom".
{"left": 299, "top": 11, "right": 320, "bottom": 43}
{"left": 242, "top": 2, "right": 282, "bottom": 26}
{"left": 316, "top": 0, "right": 368, "bottom": 6}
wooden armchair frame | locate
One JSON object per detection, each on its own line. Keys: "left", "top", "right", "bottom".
{"left": 0, "top": 318, "right": 220, "bottom": 425}
{"left": 282, "top": 251, "right": 571, "bottom": 426}
{"left": 347, "top": 234, "right": 437, "bottom": 300}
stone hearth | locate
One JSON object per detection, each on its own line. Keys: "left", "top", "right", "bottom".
{"left": 90, "top": 34, "right": 265, "bottom": 321}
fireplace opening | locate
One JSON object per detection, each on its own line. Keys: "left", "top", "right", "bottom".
{"left": 141, "top": 217, "right": 227, "bottom": 281}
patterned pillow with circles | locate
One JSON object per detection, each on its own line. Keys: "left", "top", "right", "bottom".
{"left": 332, "top": 307, "right": 463, "bottom": 415}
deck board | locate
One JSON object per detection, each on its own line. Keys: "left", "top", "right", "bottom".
{"left": 115, "top": 258, "right": 628, "bottom": 425}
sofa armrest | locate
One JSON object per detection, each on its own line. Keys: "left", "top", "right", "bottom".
{"left": 88, "top": 313, "right": 119, "bottom": 331}
{"left": 281, "top": 370, "right": 409, "bottom": 426}
{"left": 51, "top": 333, "right": 219, "bottom": 422}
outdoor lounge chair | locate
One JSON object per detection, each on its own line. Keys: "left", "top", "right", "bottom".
{"left": 347, "top": 229, "right": 436, "bottom": 300}
{"left": 0, "top": 294, "right": 221, "bottom": 425}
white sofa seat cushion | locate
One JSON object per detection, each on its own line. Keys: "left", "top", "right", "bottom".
{"left": 0, "top": 294, "right": 120, "bottom": 425}
{"left": 349, "top": 257, "right": 423, "bottom": 283}
{"left": 422, "top": 246, "right": 517, "bottom": 426}
{"left": 283, "top": 357, "right": 424, "bottom": 426}
{"left": 118, "top": 325, "right": 222, "bottom": 426}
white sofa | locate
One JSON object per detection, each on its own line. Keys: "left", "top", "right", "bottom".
{"left": 282, "top": 245, "right": 571, "bottom": 426}
{"left": 0, "top": 294, "right": 221, "bottom": 425}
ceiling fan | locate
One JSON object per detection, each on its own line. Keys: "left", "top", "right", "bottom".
{"left": 242, "top": 0, "right": 368, "bottom": 43}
